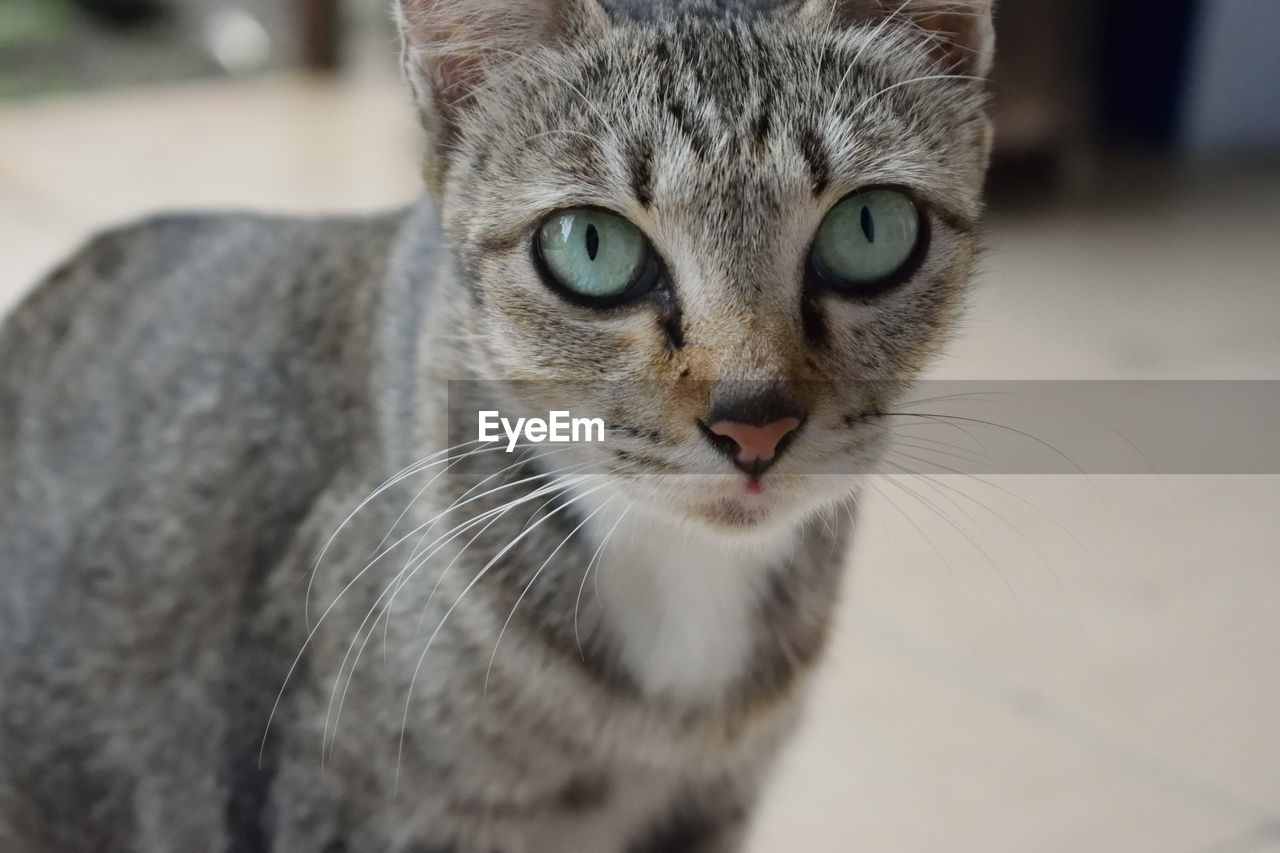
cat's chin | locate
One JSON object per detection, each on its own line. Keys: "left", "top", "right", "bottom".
{"left": 590, "top": 471, "right": 861, "bottom": 540}
{"left": 688, "top": 481, "right": 837, "bottom": 537}
{"left": 696, "top": 496, "right": 777, "bottom": 531}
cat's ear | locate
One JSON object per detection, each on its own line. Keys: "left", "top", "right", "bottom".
{"left": 395, "top": 0, "right": 610, "bottom": 187}
{"left": 803, "top": 0, "right": 996, "bottom": 78}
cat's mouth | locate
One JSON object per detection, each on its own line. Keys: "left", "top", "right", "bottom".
{"left": 692, "top": 476, "right": 793, "bottom": 529}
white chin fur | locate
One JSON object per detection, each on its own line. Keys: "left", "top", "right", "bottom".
{"left": 578, "top": 492, "right": 804, "bottom": 703}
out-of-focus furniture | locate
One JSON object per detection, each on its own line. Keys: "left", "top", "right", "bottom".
{"left": 299, "top": 0, "right": 340, "bottom": 72}
{"left": 986, "top": 0, "right": 1097, "bottom": 189}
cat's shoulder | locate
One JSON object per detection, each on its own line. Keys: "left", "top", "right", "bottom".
{"left": 1, "top": 209, "right": 405, "bottom": 389}
{"left": 0, "top": 207, "right": 411, "bottom": 502}
{"left": 7, "top": 210, "right": 400, "bottom": 333}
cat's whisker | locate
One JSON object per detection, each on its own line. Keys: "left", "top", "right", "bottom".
{"left": 880, "top": 411, "right": 1101, "bottom": 498}
{"left": 327, "top": 468, "right": 600, "bottom": 755}
{"left": 881, "top": 426, "right": 1102, "bottom": 572}
{"left": 370, "top": 440, "right": 535, "bottom": 558}
{"left": 412, "top": 494, "right": 551, "bottom": 632}
{"left": 887, "top": 461, "right": 1081, "bottom": 619}
{"left": 824, "top": 503, "right": 844, "bottom": 561}
{"left": 877, "top": 410, "right": 993, "bottom": 457}
{"left": 875, "top": 470, "right": 1029, "bottom": 619}
{"left": 269, "top": 454, "right": 590, "bottom": 764}
{"left": 270, "top": 440, "right": 509, "bottom": 761}
{"left": 347, "top": 462, "right": 598, "bottom": 687}
{"left": 906, "top": 389, "right": 1168, "bottom": 491}
{"left": 483, "top": 494, "right": 620, "bottom": 696}
{"left": 896, "top": 390, "right": 1037, "bottom": 409}
{"left": 880, "top": 455, "right": 1010, "bottom": 562}
{"left": 887, "top": 444, "right": 1098, "bottom": 603}
{"left": 382, "top": 443, "right": 571, "bottom": 570}
{"left": 321, "top": 462, "right": 576, "bottom": 629}
{"left": 385, "top": 460, "right": 601, "bottom": 618}
{"left": 858, "top": 416, "right": 998, "bottom": 471}
{"left": 384, "top": 446, "right": 550, "bottom": 654}
{"left": 327, "top": 508, "right": 505, "bottom": 759}
{"left": 304, "top": 438, "right": 490, "bottom": 630}
{"left": 325, "top": 468, "right": 599, "bottom": 759}
{"left": 865, "top": 477, "right": 970, "bottom": 604}
{"left": 395, "top": 476, "right": 616, "bottom": 793}
{"left": 887, "top": 433, "right": 995, "bottom": 470}
{"left": 575, "top": 501, "right": 633, "bottom": 660}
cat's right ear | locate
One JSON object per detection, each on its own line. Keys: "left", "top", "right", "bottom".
{"left": 396, "top": 0, "right": 610, "bottom": 192}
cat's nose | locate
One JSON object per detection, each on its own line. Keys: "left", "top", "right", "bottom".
{"left": 701, "top": 385, "right": 805, "bottom": 476}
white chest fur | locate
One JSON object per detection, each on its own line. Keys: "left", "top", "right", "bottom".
{"left": 586, "top": 505, "right": 798, "bottom": 703}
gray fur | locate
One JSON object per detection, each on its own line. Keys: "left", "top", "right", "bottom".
{"left": 0, "top": 1, "right": 993, "bottom": 850}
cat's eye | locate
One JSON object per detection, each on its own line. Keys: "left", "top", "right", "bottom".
{"left": 535, "top": 208, "right": 658, "bottom": 305}
{"left": 810, "top": 188, "right": 924, "bottom": 293}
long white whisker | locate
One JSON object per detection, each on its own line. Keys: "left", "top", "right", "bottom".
{"left": 395, "top": 476, "right": 615, "bottom": 793}
{"left": 866, "top": 478, "right": 970, "bottom": 604}
{"left": 304, "top": 441, "right": 485, "bottom": 629}
{"left": 575, "top": 502, "right": 632, "bottom": 659}
{"left": 368, "top": 440, "right": 530, "bottom": 561}
{"left": 324, "top": 468, "right": 594, "bottom": 757}
{"left": 264, "top": 453, "right": 583, "bottom": 765}
{"left": 483, "top": 495, "right": 618, "bottom": 695}
{"left": 384, "top": 461, "right": 600, "bottom": 628}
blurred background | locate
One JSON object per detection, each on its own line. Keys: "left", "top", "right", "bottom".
{"left": 1, "top": 2, "right": 1278, "bottom": 851}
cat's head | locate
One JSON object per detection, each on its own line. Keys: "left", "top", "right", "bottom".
{"left": 399, "top": 0, "right": 994, "bottom": 536}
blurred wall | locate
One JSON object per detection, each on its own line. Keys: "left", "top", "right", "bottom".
{"left": 1183, "top": 0, "right": 1280, "bottom": 157}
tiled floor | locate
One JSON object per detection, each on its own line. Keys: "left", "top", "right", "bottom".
{"left": 2, "top": 76, "right": 1277, "bottom": 851}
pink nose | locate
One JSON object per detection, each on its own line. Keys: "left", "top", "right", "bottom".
{"left": 708, "top": 418, "right": 802, "bottom": 465}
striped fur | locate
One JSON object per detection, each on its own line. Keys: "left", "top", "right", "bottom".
{"left": 0, "top": 1, "right": 993, "bottom": 850}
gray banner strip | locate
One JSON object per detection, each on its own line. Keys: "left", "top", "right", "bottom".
{"left": 445, "top": 380, "right": 1280, "bottom": 474}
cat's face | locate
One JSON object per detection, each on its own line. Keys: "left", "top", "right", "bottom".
{"left": 402, "top": 0, "right": 993, "bottom": 536}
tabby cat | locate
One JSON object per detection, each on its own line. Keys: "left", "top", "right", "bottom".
{"left": 0, "top": 0, "right": 994, "bottom": 850}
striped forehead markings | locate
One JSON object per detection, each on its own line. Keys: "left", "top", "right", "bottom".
{"left": 628, "top": 139, "right": 655, "bottom": 208}
{"left": 796, "top": 126, "right": 832, "bottom": 197}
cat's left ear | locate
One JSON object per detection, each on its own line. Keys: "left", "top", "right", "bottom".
{"left": 803, "top": 0, "right": 996, "bottom": 78}
{"left": 396, "top": 0, "right": 611, "bottom": 190}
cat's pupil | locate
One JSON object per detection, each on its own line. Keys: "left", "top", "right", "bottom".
{"left": 860, "top": 206, "right": 875, "bottom": 243}
{"left": 585, "top": 224, "right": 600, "bottom": 261}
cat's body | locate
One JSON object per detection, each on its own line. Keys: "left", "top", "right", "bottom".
{"left": 0, "top": 1, "right": 994, "bottom": 850}
{"left": 0, "top": 205, "right": 824, "bottom": 851}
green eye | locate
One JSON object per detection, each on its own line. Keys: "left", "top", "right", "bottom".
{"left": 810, "top": 188, "right": 923, "bottom": 291}
{"left": 536, "top": 208, "right": 656, "bottom": 303}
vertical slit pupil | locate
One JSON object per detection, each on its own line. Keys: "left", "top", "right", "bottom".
{"left": 860, "top": 205, "right": 875, "bottom": 243}
{"left": 585, "top": 224, "right": 600, "bottom": 261}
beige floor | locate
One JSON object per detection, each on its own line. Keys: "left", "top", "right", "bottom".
{"left": 2, "top": 76, "right": 1278, "bottom": 852}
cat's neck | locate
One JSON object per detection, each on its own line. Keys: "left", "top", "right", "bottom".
{"left": 592, "top": 507, "right": 792, "bottom": 702}
{"left": 583, "top": 500, "right": 838, "bottom": 705}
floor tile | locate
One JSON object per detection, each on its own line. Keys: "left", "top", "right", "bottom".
{"left": 845, "top": 475, "right": 1280, "bottom": 822}
{"left": 748, "top": 625, "right": 1242, "bottom": 852}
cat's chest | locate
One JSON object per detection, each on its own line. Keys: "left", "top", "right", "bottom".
{"left": 589, "top": 509, "right": 796, "bottom": 703}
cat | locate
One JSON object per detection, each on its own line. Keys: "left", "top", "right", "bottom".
{"left": 0, "top": 0, "right": 994, "bottom": 850}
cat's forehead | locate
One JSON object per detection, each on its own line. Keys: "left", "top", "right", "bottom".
{"left": 599, "top": 0, "right": 784, "bottom": 22}
{"left": 454, "top": 13, "right": 986, "bottom": 248}
{"left": 565, "top": 27, "right": 970, "bottom": 196}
